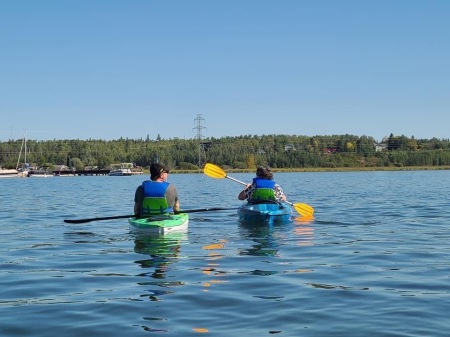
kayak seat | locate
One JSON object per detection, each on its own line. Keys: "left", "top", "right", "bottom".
{"left": 145, "top": 214, "right": 173, "bottom": 222}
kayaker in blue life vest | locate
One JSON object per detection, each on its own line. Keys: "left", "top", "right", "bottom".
{"left": 134, "top": 162, "right": 180, "bottom": 217}
{"left": 238, "top": 166, "right": 287, "bottom": 204}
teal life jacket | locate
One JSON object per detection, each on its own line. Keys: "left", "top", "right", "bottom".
{"left": 141, "top": 181, "right": 173, "bottom": 216}
{"left": 250, "top": 178, "right": 276, "bottom": 203}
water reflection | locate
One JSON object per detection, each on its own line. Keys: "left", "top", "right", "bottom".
{"left": 133, "top": 231, "right": 187, "bottom": 282}
{"left": 201, "top": 239, "right": 229, "bottom": 291}
{"left": 238, "top": 222, "right": 291, "bottom": 256}
{"left": 237, "top": 216, "right": 315, "bottom": 256}
{"left": 292, "top": 216, "right": 315, "bottom": 246}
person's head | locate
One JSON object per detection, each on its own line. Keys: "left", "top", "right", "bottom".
{"left": 256, "top": 166, "right": 273, "bottom": 180}
{"left": 150, "top": 162, "right": 170, "bottom": 181}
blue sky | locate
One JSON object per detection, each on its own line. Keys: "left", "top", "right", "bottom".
{"left": 1, "top": 0, "right": 448, "bottom": 142}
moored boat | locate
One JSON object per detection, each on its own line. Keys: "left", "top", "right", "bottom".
{"left": 128, "top": 213, "right": 189, "bottom": 234}
{"left": 108, "top": 163, "right": 133, "bottom": 176}
{"left": 237, "top": 202, "right": 293, "bottom": 225}
{"left": 0, "top": 134, "right": 29, "bottom": 178}
{"left": 0, "top": 168, "right": 20, "bottom": 178}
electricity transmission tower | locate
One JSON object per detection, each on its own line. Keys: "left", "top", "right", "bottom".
{"left": 193, "top": 114, "right": 208, "bottom": 169}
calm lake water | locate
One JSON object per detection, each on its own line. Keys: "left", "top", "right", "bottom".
{"left": 1, "top": 170, "right": 450, "bottom": 336}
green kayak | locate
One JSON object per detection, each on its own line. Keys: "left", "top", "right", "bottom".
{"left": 128, "top": 213, "right": 189, "bottom": 234}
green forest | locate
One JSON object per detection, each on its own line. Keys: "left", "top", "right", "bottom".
{"left": 1, "top": 133, "right": 450, "bottom": 171}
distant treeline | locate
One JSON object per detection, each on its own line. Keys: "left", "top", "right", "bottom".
{"left": 1, "top": 133, "right": 450, "bottom": 171}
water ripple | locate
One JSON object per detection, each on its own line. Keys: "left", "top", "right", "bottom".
{"left": 2, "top": 172, "right": 450, "bottom": 336}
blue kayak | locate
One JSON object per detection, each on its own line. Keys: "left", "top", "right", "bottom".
{"left": 237, "top": 202, "right": 293, "bottom": 225}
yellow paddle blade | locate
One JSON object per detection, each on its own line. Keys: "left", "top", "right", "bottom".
{"left": 203, "top": 163, "right": 226, "bottom": 179}
{"left": 293, "top": 203, "right": 315, "bottom": 217}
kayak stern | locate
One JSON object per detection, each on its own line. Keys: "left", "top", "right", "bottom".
{"left": 129, "top": 213, "right": 189, "bottom": 234}
{"left": 237, "top": 202, "right": 293, "bottom": 225}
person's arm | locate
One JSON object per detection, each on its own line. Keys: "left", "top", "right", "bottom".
{"left": 238, "top": 184, "right": 252, "bottom": 200}
{"left": 275, "top": 185, "right": 287, "bottom": 201}
{"left": 173, "top": 199, "right": 180, "bottom": 213}
{"left": 134, "top": 186, "right": 143, "bottom": 217}
{"left": 134, "top": 202, "right": 140, "bottom": 217}
{"left": 167, "top": 185, "right": 180, "bottom": 212}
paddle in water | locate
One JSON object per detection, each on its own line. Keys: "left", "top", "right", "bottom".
{"left": 203, "top": 163, "right": 315, "bottom": 218}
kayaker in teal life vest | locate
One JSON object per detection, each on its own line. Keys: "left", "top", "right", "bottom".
{"left": 238, "top": 166, "right": 287, "bottom": 203}
{"left": 134, "top": 162, "right": 180, "bottom": 217}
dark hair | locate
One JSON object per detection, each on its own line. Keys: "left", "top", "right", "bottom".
{"left": 256, "top": 166, "right": 273, "bottom": 180}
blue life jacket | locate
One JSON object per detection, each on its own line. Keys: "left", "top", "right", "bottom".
{"left": 250, "top": 178, "right": 276, "bottom": 203}
{"left": 141, "top": 181, "right": 173, "bottom": 216}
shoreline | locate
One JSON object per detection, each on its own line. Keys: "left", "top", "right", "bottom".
{"left": 166, "top": 165, "right": 450, "bottom": 175}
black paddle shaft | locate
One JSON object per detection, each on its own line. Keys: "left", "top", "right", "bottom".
{"left": 63, "top": 207, "right": 237, "bottom": 224}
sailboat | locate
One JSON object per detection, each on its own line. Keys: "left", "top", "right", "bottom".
{"left": 0, "top": 135, "right": 29, "bottom": 178}
{"left": 16, "top": 135, "right": 29, "bottom": 177}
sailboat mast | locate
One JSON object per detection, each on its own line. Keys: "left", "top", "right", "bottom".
{"left": 24, "top": 133, "right": 27, "bottom": 165}
{"left": 16, "top": 137, "right": 25, "bottom": 170}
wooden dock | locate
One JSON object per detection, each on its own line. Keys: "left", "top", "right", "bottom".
{"left": 53, "top": 169, "right": 110, "bottom": 176}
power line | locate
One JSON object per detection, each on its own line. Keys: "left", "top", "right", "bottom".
{"left": 193, "top": 114, "right": 207, "bottom": 168}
